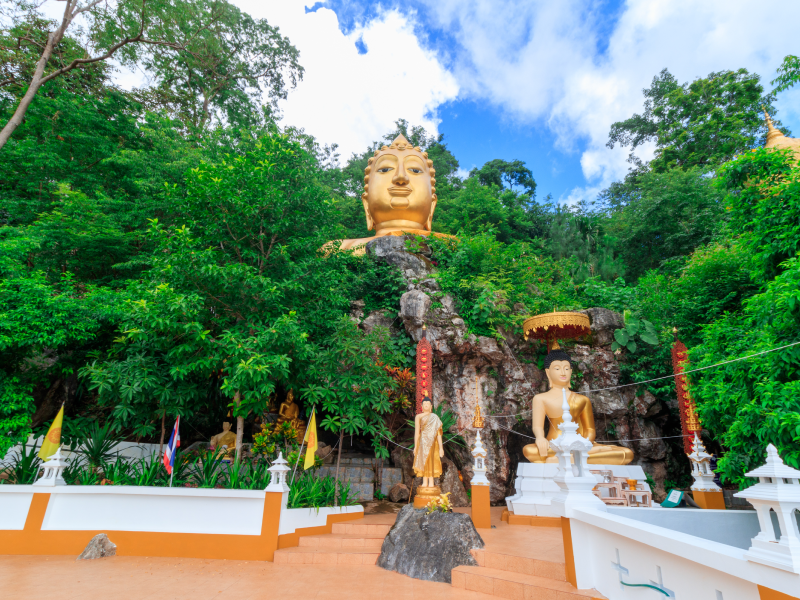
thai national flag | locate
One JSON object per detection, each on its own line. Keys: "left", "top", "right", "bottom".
{"left": 163, "top": 416, "right": 180, "bottom": 475}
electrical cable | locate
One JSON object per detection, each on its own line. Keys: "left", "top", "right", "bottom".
{"left": 487, "top": 339, "right": 800, "bottom": 420}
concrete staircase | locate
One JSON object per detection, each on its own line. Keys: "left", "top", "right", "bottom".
{"left": 273, "top": 521, "right": 391, "bottom": 566}
{"left": 452, "top": 548, "right": 606, "bottom": 599}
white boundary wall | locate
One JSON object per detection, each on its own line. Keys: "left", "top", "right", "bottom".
{"left": 0, "top": 485, "right": 362, "bottom": 537}
{"left": 570, "top": 507, "right": 800, "bottom": 599}
{"left": 0, "top": 489, "right": 35, "bottom": 530}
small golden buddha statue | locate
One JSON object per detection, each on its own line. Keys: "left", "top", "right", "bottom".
{"left": 523, "top": 349, "right": 633, "bottom": 465}
{"left": 330, "top": 134, "right": 452, "bottom": 253}
{"left": 210, "top": 422, "right": 237, "bottom": 461}
{"left": 472, "top": 375, "right": 484, "bottom": 429}
{"left": 472, "top": 403, "right": 485, "bottom": 429}
{"left": 276, "top": 390, "right": 306, "bottom": 444}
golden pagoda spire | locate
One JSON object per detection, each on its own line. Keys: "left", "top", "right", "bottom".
{"left": 763, "top": 108, "right": 785, "bottom": 146}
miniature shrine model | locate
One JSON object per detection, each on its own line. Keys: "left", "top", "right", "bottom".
{"left": 2, "top": 120, "right": 799, "bottom": 600}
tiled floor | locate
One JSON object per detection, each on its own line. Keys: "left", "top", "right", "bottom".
{"left": 0, "top": 554, "right": 502, "bottom": 600}
{"left": 0, "top": 507, "right": 566, "bottom": 600}
{"left": 454, "top": 507, "right": 565, "bottom": 562}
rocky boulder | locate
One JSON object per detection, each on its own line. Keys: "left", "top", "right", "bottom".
{"left": 366, "top": 236, "right": 430, "bottom": 279}
{"left": 389, "top": 483, "right": 410, "bottom": 503}
{"left": 440, "top": 457, "right": 469, "bottom": 507}
{"left": 77, "top": 533, "right": 116, "bottom": 560}
{"left": 361, "top": 308, "right": 396, "bottom": 334}
{"left": 580, "top": 307, "right": 625, "bottom": 347}
{"left": 377, "top": 505, "right": 484, "bottom": 583}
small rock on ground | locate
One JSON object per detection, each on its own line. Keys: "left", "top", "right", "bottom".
{"left": 77, "top": 533, "right": 116, "bottom": 560}
{"left": 389, "top": 483, "right": 410, "bottom": 503}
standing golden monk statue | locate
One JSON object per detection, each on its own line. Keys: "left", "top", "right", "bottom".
{"left": 523, "top": 349, "right": 634, "bottom": 465}
{"left": 332, "top": 134, "right": 451, "bottom": 253}
{"left": 412, "top": 393, "right": 444, "bottom": 506}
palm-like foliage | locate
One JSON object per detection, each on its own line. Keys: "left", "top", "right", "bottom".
{"left": 2, "top": 442, "right": 41, "bottom": 484}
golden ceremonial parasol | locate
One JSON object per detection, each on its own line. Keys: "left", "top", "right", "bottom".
{"left": 522, "top": 311, "right": 591, "bottom": 351}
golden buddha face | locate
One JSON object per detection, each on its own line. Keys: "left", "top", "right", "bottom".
{"left": 422, "top": 398, "right": 433, "bottom": 414}
{"left": 362, "top": 134, "right": 437, "bottom": 233}
{"left": 545, "top": 360, "right": 572, "bottom": 388}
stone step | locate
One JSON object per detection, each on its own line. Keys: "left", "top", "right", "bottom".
{"left": 274, "top": 546, "right": 379, "bottom": 565}
{"left": 332, "top": 522, "right": 393, "bottom": 536}
{"left": 470, "top": 549, "right": 566, "bottom": 581}
{"left": 298, "top": 534, "right": 385, "bottom": 550}
{"left": 452, "top": 566, "right": 606, "bottom": 600}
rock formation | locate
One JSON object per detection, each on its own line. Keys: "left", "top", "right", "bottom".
{"left": 357, "top": 236, "right": 672, "bottom": 503}
{"left": 377, "top": 505, "right": 484, "bottom": 583}
{"left": 77, "top": 533, "right": 117, "bottom": 560}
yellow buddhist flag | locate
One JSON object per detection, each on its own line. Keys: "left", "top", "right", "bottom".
{"left": 303, "top": 409, "right": 318, "bottom": 470}
{"left": 38, "top": 405, "right": 64, "bottom": 460}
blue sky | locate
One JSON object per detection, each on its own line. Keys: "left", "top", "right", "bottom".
{"left": 237, "top": 0, "right": 800, "bottom": 204}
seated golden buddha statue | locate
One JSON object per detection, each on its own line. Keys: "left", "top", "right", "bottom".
{"left": 210, "top": 421, "right": 237, "bottom": 461}
{"left": 276, "top": 389, "right": 306, "bottom": 444}
{"left": 523, "top": 349, "right": 633, "bottom": 465}
{"left": 331, "top": 134, "right": 452, "bottom": 253}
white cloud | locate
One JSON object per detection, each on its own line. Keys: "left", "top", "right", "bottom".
{"left": 233, "top": 1, "right": 459, "bottom": 159}
{"left": 421, "top": 0, "right": 800, "bottom": 202}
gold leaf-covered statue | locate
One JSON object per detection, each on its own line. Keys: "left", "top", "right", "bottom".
{"left": 522, "top": 349, "right": 633, "bottom": 465}
{"left": 412, "top": 392, "right": 444, "bottom": 507}
{"left": 472, "top": 404, "right": 485, "bottom": 430}
{"left": 332, "top": 134, "right": 453, "bottom": 253}
{"left": 472, "top": 376, "right": 484, "bottom": 429}
{"left": 276, "top": 390, "right": 306, "bottom": 444}
{"left": 210, "top": 422, "right": 237, "bottom": 461}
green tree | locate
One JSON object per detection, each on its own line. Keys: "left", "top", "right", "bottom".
{"left": 716, "top": 147, "right": 800, "bottom": 280}
{"left": 0, "top": 0, "right": 301, "bottom": 148}
{"left": 132, "top": 3, "right": 302, "bottom": 132}
{"left": 547, "top": 209, "right": 624, "bottom": 283}
{"left": 78, "top": 130, "right": 362, "bottom": 453}
{"left": 607, "top": 68, "right": 784, "bottom": 173}
{"left": 604, "top": 167, "right": 726, "bottom": 279}
{"left": 301, "top": 318, "right": 397, "bottom": 505}
{"left": 469, "top": 158, "right": 536, "bottom": 196}
{"left": 0, "top": 263, "right": 123, "bottom": 457}
{"left": 690, "top": 147, "right": 800, "bottom": 487}
{"left": 772, "top": 55, "right": 800, "bottom": 94}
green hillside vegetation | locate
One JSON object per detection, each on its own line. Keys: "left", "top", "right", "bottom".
{"left": 2, "top": 3, "right": 798, "bottom": 488}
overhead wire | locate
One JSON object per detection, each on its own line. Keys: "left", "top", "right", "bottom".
{"left": 488, "top": 339, "right": 800, "bottom": 420}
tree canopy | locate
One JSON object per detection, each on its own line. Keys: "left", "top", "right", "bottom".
{"left": 607, "top": 68, "right": 784, "bottom": 173}
{"left": 1, "top": 21, "right": 798, "bottom": 494}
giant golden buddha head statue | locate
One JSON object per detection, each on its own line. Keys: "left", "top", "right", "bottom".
{"left": 362, "top": 134, "right": 437, "bottom": 234}
{"left": 333, "top": 134, "right": 446, "bottom": 252}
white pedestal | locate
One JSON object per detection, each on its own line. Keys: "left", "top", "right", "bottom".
{"left": 505, "top": 463, "right": 648, "bottom": 517}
